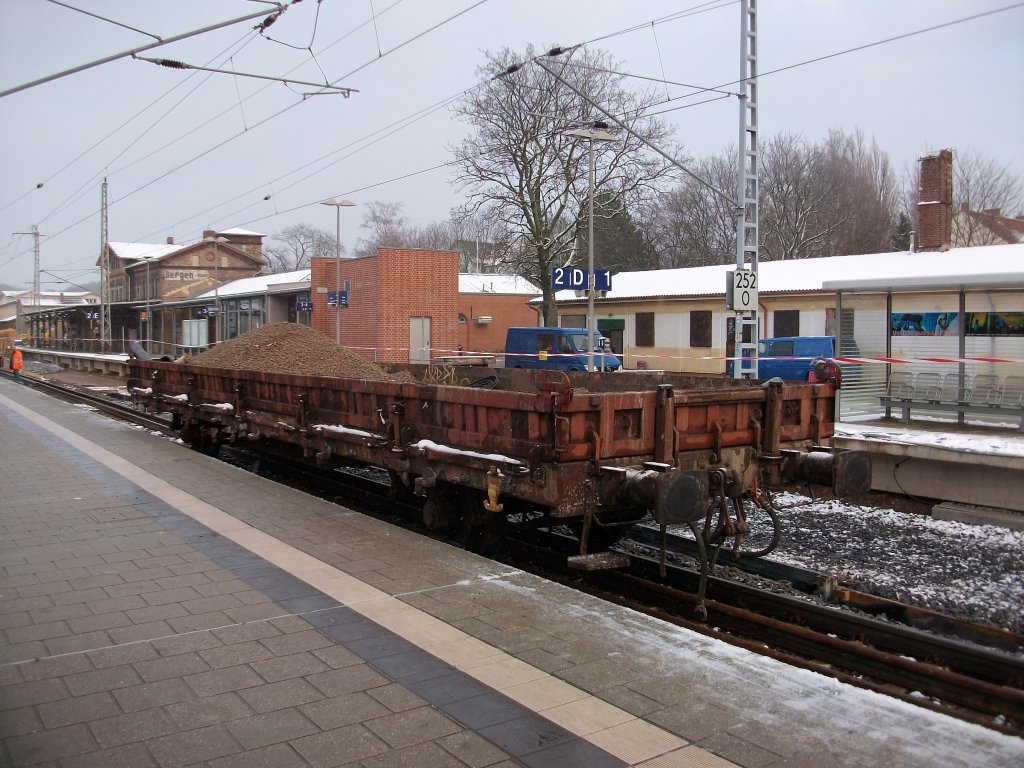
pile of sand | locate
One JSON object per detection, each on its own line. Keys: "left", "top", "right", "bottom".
{"left": 189, "top": 323, "right": 393, "bottom": 380}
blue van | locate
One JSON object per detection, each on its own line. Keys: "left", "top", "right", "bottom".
{"left": 755, "top": 336, "right": 859, "bottom": 382}
{"left": 504, "top": 327, "right": 622, "bottom": 372}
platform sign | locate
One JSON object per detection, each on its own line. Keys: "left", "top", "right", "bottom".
{"left": 726, "top": 269, "right": 758, "bottom": 311}
{"left": 552, "top": 267, "right": 587, "bottom": 290}
{"left": 593, "top": 269, "right": 612, "bottom": 292}
{"left": 296, "top": 300, "right": 313, "bottom": 312}
{"left": 552, "top": 267, "right": 612, "bottom": 292}
{"left": 327, "top": 291, "right": 348, "bottom": 308}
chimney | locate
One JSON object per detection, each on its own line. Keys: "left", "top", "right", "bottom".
{"left": 166, "top": 236, "right": 175, "bottom": 245}
{"left": 916, "top": 149, "right": 953, "bottom": 252}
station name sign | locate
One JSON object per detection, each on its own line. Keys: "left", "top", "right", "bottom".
{"left": 164, "top": 270, "right": 210, "bottom": 281}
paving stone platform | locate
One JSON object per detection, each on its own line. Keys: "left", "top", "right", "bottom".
{"left": 1, "top": 376, "right": 1021, "bottom": 768}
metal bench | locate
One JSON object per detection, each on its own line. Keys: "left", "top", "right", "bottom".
{"left": 879, "top": 370, "right": 1024, "bottom": 430}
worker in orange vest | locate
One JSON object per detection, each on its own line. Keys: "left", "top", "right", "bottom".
{"left": 9, "top": 347, "right": 23, "bottom": 381}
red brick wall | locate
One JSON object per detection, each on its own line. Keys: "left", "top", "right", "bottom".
{"left": 311, "top": 249, "right": 461, "bottom": 363}
{"left": 917, "top": 149, "right": 953, "bottom": 252}
{"left": 377, "top": 248, "right": 460, "bottom": 363}
{"left": 457, "top": 295, "right": 541, "bottom": 353}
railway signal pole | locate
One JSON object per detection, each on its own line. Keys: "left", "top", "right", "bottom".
{"left": 732, "top": 0, "right": 760, "bottom": 379}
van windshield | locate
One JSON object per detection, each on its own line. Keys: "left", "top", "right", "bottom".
{"left": 564, "top": 333, "right": 589, "bottom": 353}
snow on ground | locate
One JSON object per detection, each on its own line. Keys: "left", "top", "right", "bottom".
{"left": 767, "top": 489, "right": 1024, "bottom": 633}
{"left": 837, "top": 419, "right": 1024, "bottom": 458}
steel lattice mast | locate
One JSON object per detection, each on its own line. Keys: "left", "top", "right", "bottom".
{"left": 732, "top": 0, "right": 760, "bottom": 378}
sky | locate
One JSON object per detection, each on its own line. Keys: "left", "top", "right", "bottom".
{"left": 1, "top": 0, "right": 1022, "bottom": 292}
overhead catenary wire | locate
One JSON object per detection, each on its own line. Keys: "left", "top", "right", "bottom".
{"left": 17, "top": 0, "right": 1023, "bottom": 280}
{"left": 44, "top": 0, "right": 162, "bottom": 41}
{"left": 0, "top": 3, "right": 288, "bottom": 98}
{"left": 37, "top": 0, "right": 491, "bottom": 251}
{"left": 148, "top": 88, "right": 474, "bottom": 241}
{"left": 38, "top": 33, "right": 259, "bottom": 225}
{"left": 131, "top": 54, "right": 358, "bottom": 96}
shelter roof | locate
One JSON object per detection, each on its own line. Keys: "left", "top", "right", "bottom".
{"left": 552, "top": 243, "right": 1024, "bottom": 302}
{"left": 191, "top": 269, "right": 311, "bottom": 300}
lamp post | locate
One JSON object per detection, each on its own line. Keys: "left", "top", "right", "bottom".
{"left": 204, "top": 235, "right": 228, "bottom": 343}
{"left": 143, "top": 256, "right": 154, "bottom": 345}
{"left": 566, "top": 122, "right": 616, "bottom": 371}
{"left": 320, "top": 198, "right": 356, "bottom": 345}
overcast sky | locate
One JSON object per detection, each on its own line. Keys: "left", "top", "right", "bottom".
{"left": 1, "top": 0, "right": 1021, "bottom": 291}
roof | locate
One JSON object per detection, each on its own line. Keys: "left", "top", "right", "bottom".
{"left": 459, "top": 273, "right": 541, "bottom": 295}
{"left": 109, "top": 242, "right": 187, "bottom": 262}
{"left": 956, "top": 208, "right": 1024, "bottom": 245}
{"left": 219, "top": 227, "right": 265, "bottom": 237}
{"left": 551, "top": 243, "right": 1024, "bottom": 302}
{"left": 192, "top": 269, "right": 311, "bottom": 300}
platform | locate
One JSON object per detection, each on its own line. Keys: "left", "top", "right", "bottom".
{"left": 834, "top": 417, "right": 1024, "bottom": 515}
{"left": 1, "top": 377, "right": 1021, "bottom": 767}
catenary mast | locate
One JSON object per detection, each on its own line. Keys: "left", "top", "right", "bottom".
{"left": 732, "top": 0, "right": 760, "bottom": 378}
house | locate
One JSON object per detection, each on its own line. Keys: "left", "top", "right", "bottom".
{"left": 102, "top": 228, "right": 265, "bottom": 346}
{"left": 952, "top": 205, "right": 1024, "bottom": 247}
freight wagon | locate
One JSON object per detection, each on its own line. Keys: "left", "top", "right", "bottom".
{"left": 128, "top": 360, "right": 868, "bottom": 612}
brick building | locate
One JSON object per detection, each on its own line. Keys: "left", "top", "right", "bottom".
{"left": 311, "top": 247, "right": 462, "bottom": 363}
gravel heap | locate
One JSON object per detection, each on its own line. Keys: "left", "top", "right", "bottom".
{"left": 189, "top": 322, "right": 394, "bottom": 381}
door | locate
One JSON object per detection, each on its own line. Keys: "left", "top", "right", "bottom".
{"left": 409, "top": 317, "right": 431, "bottom": 364}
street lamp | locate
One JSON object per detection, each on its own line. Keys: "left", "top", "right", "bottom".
{"left": 320, "top": 198, "right": 356, "bottom": 345}
{"left": 141, "top": 255, "right": 158, "bottom": 345}
{"left": 204, "top": 235, "right": 228, "bottom": 343}
{"left": 566, "top": 122, "right": 616, "bottom": 371}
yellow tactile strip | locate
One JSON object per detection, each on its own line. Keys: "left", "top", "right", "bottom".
{"left": 1, "top": 392, "right": 738, "bottom": 768}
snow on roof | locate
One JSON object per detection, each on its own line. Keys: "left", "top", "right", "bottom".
{"left": 553, "top": 243, "right": 1024, "bottom": 301}
{"left": 219, "top": 227, "right": 264, "bottom": 237}
{"left": 109, "top": 242, "right": 187, "bottom": 262}
{"left": 193, "top": 269, "right": 311, "bottom": 300}
{"left": 459, "top": 273, "right": 541, "bottom": 295}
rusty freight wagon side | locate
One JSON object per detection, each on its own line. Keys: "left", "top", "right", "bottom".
{"left": 128, "top": 361, "right": 867, "bottom": 562}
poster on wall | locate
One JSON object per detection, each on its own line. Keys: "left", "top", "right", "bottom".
{"left": 966, "top": 312, "right": 1024, "bottom": 336}
{"left": 891, "top": 311, "right": 1024, "bottom": 336}
{"left": 890, "top": 312, "right": 959, "bottom": 336}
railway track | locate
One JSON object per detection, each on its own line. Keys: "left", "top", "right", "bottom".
{"left": 14, "top": 372, "right": 1024, "bottom": 735}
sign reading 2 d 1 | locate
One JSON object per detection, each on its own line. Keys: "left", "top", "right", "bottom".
{"left": 551, "top": 268, "right": 613, "bottom": 291}
{"left": 727, "top": 269, "right": 758, "bottom": 311}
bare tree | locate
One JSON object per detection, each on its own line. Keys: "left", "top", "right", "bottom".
{"left": 264, "top": 223, "right": 336, "bottom": 273}
{"left": 759, "top": 133, "right": 841, "bottom": 260}
{"left": 821, "top": 128, "right": 899, "bottom": 255}
{"left": 758, "top": 129, "right": 898, "bottom": 260}
{"left": 450, "top": 46, "right": 677, "bottom": 323}
{"left": 353, "top": 201, "right": 408, "bottom": 258}
{"left": 951, "top": 150, "right": 1024, "bottom": 245}
{"left": 641, "top": 149, "right": 737, "bottom": 267}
